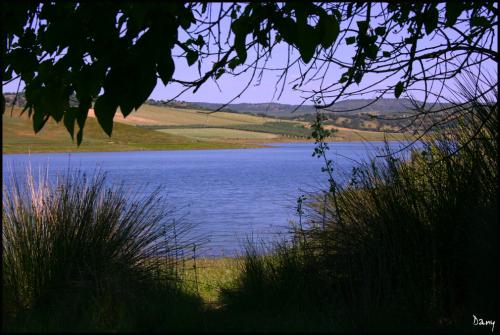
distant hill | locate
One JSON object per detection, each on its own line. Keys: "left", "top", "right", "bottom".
{"left": 4, "top": 92, "right": 448, "bottom": 133}
{"left": 187, "top": 98, "right": 419, "bottom": 117}
{"left": 4, "top": 92, "right": 432, "bottom": 117}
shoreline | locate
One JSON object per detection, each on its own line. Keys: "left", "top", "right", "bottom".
{"left": 2, "top": 137, "right": 412, "bottom": 155}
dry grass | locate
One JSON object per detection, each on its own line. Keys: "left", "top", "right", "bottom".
{"left": 180, "top": 258, "right": 241, "bottom": 306}
{"left": 103, "top": 105, "right": 280, "bottom": 126}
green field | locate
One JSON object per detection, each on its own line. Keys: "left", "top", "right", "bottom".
{"left": 129, "top": 105, "right": 411, "bottom": 142}
{"left": 157, "top": 127, "right": 280, "bottom": 140}
{"left": 2, "top": 109, "right": 256, "bottom": 154}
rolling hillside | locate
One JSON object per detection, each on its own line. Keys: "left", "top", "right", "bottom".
{"left": 154, "top": 98, "right": 420, "bottom": 117}
{"left": 3, "top": 95, "right": 413, "bottom": 154}
{"left": 3, "top": 108, "right": 254, "bottom": 154}
{"left": 90, "top": 104, "right": 409, "bottom": 142}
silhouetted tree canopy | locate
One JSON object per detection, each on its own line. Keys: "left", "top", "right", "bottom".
{"left": 2, "top": 2, "right": 497, "bottom": 144}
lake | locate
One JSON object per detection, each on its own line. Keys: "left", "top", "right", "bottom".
{"left": 2, "top": 141, "right": 409, "bottom": 256}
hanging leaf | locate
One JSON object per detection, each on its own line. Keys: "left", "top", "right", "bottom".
{"left": 394, "top": 81, "right": 405, "bottom": 98}
{"left": 318, "top": 13, "right": 339, "bottom": 49}
{"left": 346, "top": 36, "right": 356, "bottom": 45}
{"left": 178, "top": 9, "right": 195, "bottom": 29}
{"left": 215, "top": 68, "right": 225, "bottom": 80}
{"left": 366, "top": 44, "right": 379, "bottom": 60}
{"left": 94, "top": 94, "right": 118, "bottom": 136}
{"left": 63, "top": 107, "right": 77, "bottom": 140}
{"left": 131, "top": 63, "right": 157, "bottom": 110}
{"left": 375, "top": 26, "right": 386, "bottom": 36}
{"left": 470, "top": 16, "right": 490, "bottom": 27}
{"left": 233, "top": 33, "right": 248, "bottom": 64}
{"left": 186, "top": 49, "right": 198, "bottom": 66}
{"left": 424, "top": 6, "right": 439, "bottom": 35}
{"left": 33, "top": 108, "right": 49, "bottom": 133}
{"left": 228, "top": 57, "right": 241, "bottom": 70}
{"left": 275, "top": 17, "right": 296, "bottom": 45}
{"left": 357, "top": 20, "right": 368, "bottom": 33}
{"left": 445, "top": 1, "right": 463, "bottom": 27}
{"left": 296, "top": 24, "right": 317, "bottom": 63}
{"left": 157, "top": 50, "right": 175, "bottom": 85}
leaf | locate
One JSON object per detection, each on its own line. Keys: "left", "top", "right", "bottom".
{"left": 76, "top": 128, "right": 84, "bottom": 145}
{"left": 215, "top": 68, "right": 225, "bottom": 80}
{"left": 228, "top": 57, "right": 240, "bottom": 70}
{"left": 76, "top": 98, "right": 90, "bottom": 145}
{"left": 353, "top": 71, "right": 363, "bottom": 84}
{"left": 318, "top": 13, "right": 339, "bottom": 49}
{"left": 33, "top": 108, "right": 49, "bottom": 133}
{"left": 394, "top": 81, "right": 404, "bottom": 98}
{"left": 94, "top": 94, "right": 118, "bottom": 136}
{"left": 120, "top": 101, "right": 134, "bottom": 118}
{"left": 186, "top": 50, "right": 198, "bottom": 66}
{"left": 383, "top": 51, "right": 391, "bottom": 57}
{"left": 275, "top": 17, "right": 296, "bottom": 45}
{"left": 332, "top": 9, "right": 341, "bottom": 21}
{"left": 404, "top": 36, "right": 415, "bottom": 44}
{"left": 195, "top": 34, "right": 205, "bottom": 46}
{"left": 356, "top": 20, "right": 368, "bottom": 33}
{"left": 470, "top": 16, "right": 490, "bottom": 28}
{"left": 445, "top": 1, "right": 463, "bottom": 27}
{"left": 131, "top": 63, "right": 157, "bottom": 110}
{"left": 157, "top": 50, "right": 175, "bottom": 85}
{"left": 63, "top": 107, "right": 77, "bottom": 140}
{"left": 339, "top": 71, "right": 349, "bottom": 83}
{"left": 178, "top": 9, "right": 195, "bottom": 29}
{"left": 347, "top": 3, "right": 353, "bottom": 17}
{"left": 296, "top": 24, "right": 317, "bottom": 63}
{"left": 375, "top": 26, "right": 386, "bottom": 36}
{"left": 234, "top": 33, "right": 248, "bottom": 64}
{"left": 366, "top": 44, "right": 379, "bottom": 60}
{"left": 424, "top": 6, "right": 438, "bottom": 35}
{"left": 346, "top": 36, "right": 356, "bottom": 45}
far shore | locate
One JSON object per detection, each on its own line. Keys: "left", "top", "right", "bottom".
{"left": 3, "top": 106, "right": 412, "bottom": 155}
{"left": 2, "top": 136, "right": 412, "bottom": 155}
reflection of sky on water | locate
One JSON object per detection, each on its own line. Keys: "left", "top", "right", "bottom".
{"left": 3, "top": 141, "right": 415, "bottom": 256}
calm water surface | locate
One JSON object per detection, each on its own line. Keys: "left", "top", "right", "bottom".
{"left": 2, "top": 141, "right": 408, "bottom": 256}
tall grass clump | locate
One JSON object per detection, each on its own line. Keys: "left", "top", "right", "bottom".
{"left": 222, "top": 80, "right": 497, "bottom": 331}
{"left": 2, "top": 168, "right": 203, "bottom": 331}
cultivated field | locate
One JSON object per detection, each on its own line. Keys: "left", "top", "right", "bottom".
{"left": 157, "top": 128, "right": 280, "bottom": 140}
{"left": 91, "top": 105, "right": 282, "bottom": 126}
{"left": 4, "top": 104, "right": 412, "bottom": 154}
{"left": 3, "top": 109, "right": 254, "bottom": 154}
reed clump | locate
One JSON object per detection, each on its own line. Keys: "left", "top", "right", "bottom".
{"left": 222, "top": 95, "right": 497, "bottom": 331}
{"left": 2, "top": 168, "right": 203, "bottom": 331}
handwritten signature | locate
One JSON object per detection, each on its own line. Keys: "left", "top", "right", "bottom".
{"left": 473, "top": 315, "right": 495, "bottom": 332}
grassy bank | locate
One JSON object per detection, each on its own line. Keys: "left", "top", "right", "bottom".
{"left": 2, "top": 168, "right": 211, "bottom": 331}
{"left": 2, "top": 108, "right": 256, "bottom": 154}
